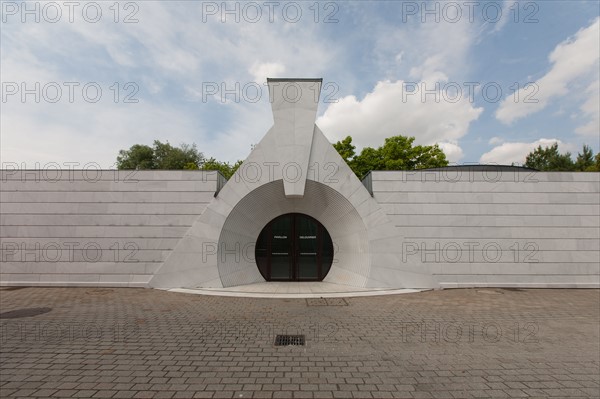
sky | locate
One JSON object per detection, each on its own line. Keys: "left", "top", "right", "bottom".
{"left": 1, "top": 0, "right": 599, "bottom": 168}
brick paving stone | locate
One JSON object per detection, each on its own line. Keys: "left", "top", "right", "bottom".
{"left": 1, "top": 287, "right": 598, "bottom": 398}
{"left": 31, "top": 389, "right": 58, "bottom": 397}
{"left": 112, "top": 391, "right": 138, "bottom": 399}
{"left": 153, "top": 393, "right": 175, "bottom": 399}
{"left": 191, "top": 393, "right": 213, "bottom": 399}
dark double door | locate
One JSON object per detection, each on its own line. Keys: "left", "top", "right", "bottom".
{"left": 255, "top": 213, "right": 334, "bottom": 281}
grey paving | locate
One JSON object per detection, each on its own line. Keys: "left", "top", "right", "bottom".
{"left": 0, "top": 287, "right": 598, "bottom": 398}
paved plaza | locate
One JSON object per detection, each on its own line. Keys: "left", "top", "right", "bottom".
{"left": 0, "top": 287, "right": 598, "bottom": 398}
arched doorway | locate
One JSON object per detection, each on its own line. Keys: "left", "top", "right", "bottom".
{"left": 255, "top": 213, "right": 334, "bottom": 281}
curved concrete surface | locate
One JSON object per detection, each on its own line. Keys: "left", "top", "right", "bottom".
{"left": 168, "top": 282, "right": 428, "bottom": 298}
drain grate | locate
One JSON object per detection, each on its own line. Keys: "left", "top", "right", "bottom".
{"left": 0, "top": 307, "right": 52, "bottom": 319}
{"left": 306, "top": 298, "right": 348, "bottom": 306}
{"left": 275, "top": 334, "right": 305, "bottom": 346}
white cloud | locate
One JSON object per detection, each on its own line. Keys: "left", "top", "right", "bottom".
{"left": 0, "top": 96, "right": 205, "bottom": 168}
{"left": 491, "top": 1, "right": 519, "bottom": 33}
{"left": 488, "top": 137, "right": 504, "bottom": 145}
{"left": 249, "top": 62, "right": 286, "bottom": 84}
{"left": 370, "top": 9, "right": 475, "bottom": 83}
{"left": 406, "top": 20, "right": 473, "bottom": 83}
{"left": 331, "top": 14, "right": 483, "bottom": 163}
{"left": 480, "top": 138, "right": 574, "bottom": 165}
{"left": 575, "top": 79, "right": 600, "bottom": 137}
{"left": 496, "top": 18, "right": 600, "bottom": 124}
{"left": 316, "top": 80, "right": 482, "bottom": 160}
{"left": 437, "top": 141, "right": 464, "bottom": 163}
{"left": 0, "top": 2, "right": 338, "bottom": 166}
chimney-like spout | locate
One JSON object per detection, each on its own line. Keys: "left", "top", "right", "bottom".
{"left": 266, "top": 78, "right": 323, "bottom": 198}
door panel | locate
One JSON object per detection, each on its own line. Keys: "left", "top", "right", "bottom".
{"left": 270, "top": 215, "right": 292, "bottom": 280}
{"left": 296, "top": 215, "right": 319, "bottom": 280}
{"left": 255, "top": 213, "right": 333, "bottom": 281}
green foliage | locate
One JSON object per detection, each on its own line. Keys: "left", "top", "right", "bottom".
{"left": 575, "top": 145, "right": 595, "bottom": 171}
{"left": 380, "top": 136, "right": 448, "bottom": 170}
{"left": 183, "top": 162, "right": 199, "bottom": 170}
{"left": 201, "top": 158, "right": 243, "bottom": 179}
{"left": 587, "top": 153, "right": 600, "bottom": 172}
{"left": 117, "top": 140, "right": 204, "bottom": 170}
{"left": 116, "top": 144, "right": 154, "bottom": 170}
{"left": 524, "top": 143, "right": 599, "bottom": 172}
{"left": 332, "top": 136, "right": 356, "bottom": 163}
{"left": 116, "top": 140, "right": 244, "bottom": 177}
{"left": 333, "top": 135, "right": 449, "bottom": 178}
{"left": 153, "top": 141, "right": 203, "bottom": 169}
{"left": 524, "top": 143, "right": 575, "bottom": 171}
{"left": 352, "top": 146, "right": 384, "bottom": 178}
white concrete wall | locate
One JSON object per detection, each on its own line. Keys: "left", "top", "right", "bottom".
{"left": 2, "top": 168, "right": 597, "bottom": 289}
{"left": 0, "top": 170, "right": 218, "bottom": 287}
{"left": 371, "top": 170, "right": 600, "bottom": 288}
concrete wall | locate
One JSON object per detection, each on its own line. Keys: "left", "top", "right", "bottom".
{"left": 371, "top": 170, "right": 600, "bottom": 288}
{"left": 1, "top": 168, "right": 598, "bottom": 289}
{"left": 0, "top": 170, "right": 218, "bottom": 287}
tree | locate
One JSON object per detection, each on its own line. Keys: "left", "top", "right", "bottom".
{"left": 352, "top": 146, "right": 385, "bottom": 178}
{"left": 333, "top": 135, "right": 449, "bottom": 178}
{"left": 116, "top": 140, "right": 204, "bottom": 170}
{"left": 524, "top": 143, "right": 575, "bottom": 171}
{"left": 152, "top": 141, "right": 204, "bottom": 169}
{"left": 379, "top": 136, "right": 447, "bottom": 171}
{"left": 591, "top": 153, "right": 600, "bottom": 172}
{"left": 580, "top": 151, "right": 600, "bottom": 172}
{"left": 201, "top": 158, "right": 243, "bottom": 179}
{"left": 117, "top": 144, "right": 155, "bottom": 169}
{"left": 575, "top": 145, "right": 595, "bottom": 171}
{"left": 332, "top": 136, "right": 356, "bottom": 163}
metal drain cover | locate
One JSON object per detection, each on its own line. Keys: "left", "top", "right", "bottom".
{"left": 0, "top": 307, "right": 52, "bottom": 319}
{"left": 275, "top": 334, "right": 305, "bottom": 346}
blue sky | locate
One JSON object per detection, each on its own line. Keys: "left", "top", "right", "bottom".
{"left": 1, "top": 0, "right": 599, "bottom": 168}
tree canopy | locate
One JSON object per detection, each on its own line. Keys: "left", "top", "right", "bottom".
{"left": 116, "top": 140, "right": 242, "bottom": 178}
{"left": 333, "top": 135, "right": 449, "bottom": 178}
{"left": 201, "top": 158, "right": 243, "bottom": 179}
{"left": 524, "top": 143, "right": 600, "bottom": 172}
{"left": 117, "top": 135, "right": 449, "bottom": 180}
{"left": 117, "top": 140, "right": 204, "bottom": 170}
{"left": 116, "top": 138, "right": 598, "bottom": 181}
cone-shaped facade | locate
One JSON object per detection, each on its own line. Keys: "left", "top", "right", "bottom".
{"left": 149, "top": 79, "right": 420, "bottom": 289}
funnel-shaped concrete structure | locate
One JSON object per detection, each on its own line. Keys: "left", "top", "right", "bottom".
{"left": 149, "top": 79, "right": 408, "bottom": 289}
